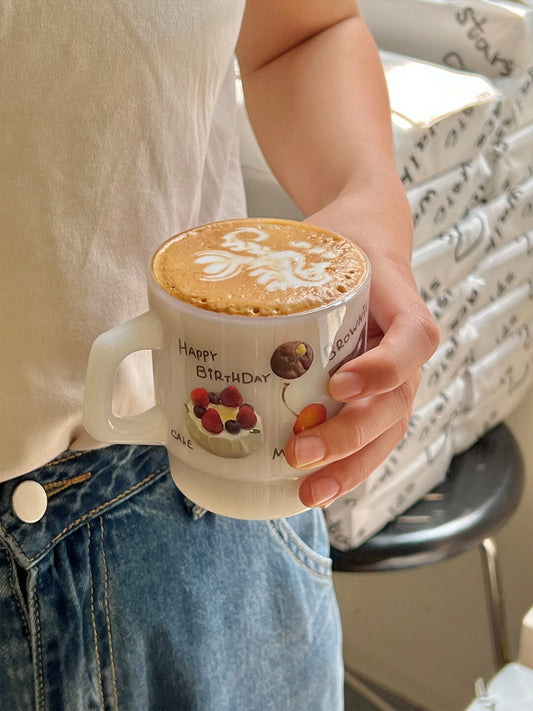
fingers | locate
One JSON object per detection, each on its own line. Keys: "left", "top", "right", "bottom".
{"left": 329, "top": 309, "right": 439, "bottom": 402}
{"left": 286, "top": 376, "right": 417, "bottom": 468}
{"left": 326, "top": 252, "right": 439, "bottom": 402}
{"left": 286, "top": 374, "right": 420, "bottom": 508}
{"left": 297, "top": 418, "right": 408, "bottom": 508}
{"left": 280, "top": 210, "right": 440, "bottom": 509}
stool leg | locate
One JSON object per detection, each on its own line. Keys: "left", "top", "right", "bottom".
{"left": 479, "top": 537, "right": 511, "bottom": 668}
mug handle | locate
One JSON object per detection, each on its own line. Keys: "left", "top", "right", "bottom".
{"left": 83, "top": 311, "right": 167, "bottom": 445}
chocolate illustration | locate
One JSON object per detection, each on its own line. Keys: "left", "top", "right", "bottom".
{"left": 270, "top": 341, "right": 314, "bottom": 379}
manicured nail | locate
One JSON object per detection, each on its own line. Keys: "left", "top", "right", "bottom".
{"left": 294, "top": 436, "right": 326, "bottom": 467}
{"left": 330, "top": 371, "right": 364, "bottom": 399}
{"left": 307, "top": 477, "right": 340, "bottom": 507}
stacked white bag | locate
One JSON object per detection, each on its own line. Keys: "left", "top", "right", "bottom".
{"left": 326, "top": 0, "right": 533, "bottom": 551}
{"left": 358, "top": 0, "right": 533, "bottom": 79}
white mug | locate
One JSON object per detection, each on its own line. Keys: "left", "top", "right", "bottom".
{"left": 83, "top": 220, "right": 370, "bottom": 519}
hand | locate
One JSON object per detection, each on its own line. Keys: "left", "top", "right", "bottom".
{"left": 283, "top": 189, "right": 440, "bottom": 508}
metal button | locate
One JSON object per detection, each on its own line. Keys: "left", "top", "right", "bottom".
{"left": 12, "top": 480, "right": 48, "bottom": 523}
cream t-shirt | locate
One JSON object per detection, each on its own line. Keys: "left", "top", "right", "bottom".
{"left": 0, "top": 1, "right": 247, "bottom": 481}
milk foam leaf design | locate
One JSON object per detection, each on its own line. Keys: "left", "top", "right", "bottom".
{"left": 249, "top": 251, "right": 332, "bottom": 291}
{"left": 194, "top": 251, "right": 252, "bottom": 281}
{"left": 194, "top": 227, "right": 333, "bottom": 290}
{"left": 222, "top": 227, "right": 268, "bottom": 255}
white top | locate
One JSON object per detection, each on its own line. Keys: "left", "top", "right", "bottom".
{"left": 0, "top": 0, "right": 247, "bottom": 481}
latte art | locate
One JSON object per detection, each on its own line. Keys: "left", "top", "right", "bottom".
{"left": 194, "top": 227, "right": 336, "bottom": 291}
{"left": 152, "top": 218, "right": 368, "bottom": 317}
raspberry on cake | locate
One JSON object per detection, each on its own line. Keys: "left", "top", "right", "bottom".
{"left": 236, "top": 405, "right": 257, "bottom": 429}
{"left": 191, "top": 387, "right": 210, "bottom": 409}
{"left": 201, "top": 408, "right": 223, "bottom": 434}
{"left": 219, "top": 385, "right": 244, "bottom": 407}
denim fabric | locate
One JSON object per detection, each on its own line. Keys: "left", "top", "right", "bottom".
{"left": 0, "top": 445, "right": 343, "bottom": 710}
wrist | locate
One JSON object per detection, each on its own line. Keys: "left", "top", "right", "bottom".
{"left": 306, "top": 173, "right": 414, "bottom": 268}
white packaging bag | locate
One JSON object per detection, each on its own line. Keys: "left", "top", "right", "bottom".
{"left": 450, "top": 321, "right": 533, "bottom": 454}
{"left": 412, "top": 176, "right": 533, "bottom": 305}
{"left": 469, "top": 279, "right": 533, "bottom": 358}
{"left": 426, "top": 274, "right": 486, "bottom": 340}
{"left": 415, "top": 321, "right": 478, "bottom": 408}
{"left": 466, "top": 317, "right": 533, "bottom": 403}
{"left": 413, "top": 177, "right": 533, "bottom": 305}
{"left": 475, "top": 231, "right": 533, "bottom": 309}
{"left": 488, "top": 122, "right": 533, "bottom": 194}
{"left": 368, "top": 376, "right": 467, "bottom": 496}
{"left": 481, "top": 174, "right": 533, "bottom": 249}
{"left": 412, "top": 211, "right": 493, "bottom": 299}
{"left": 452, "top": 322, "right": 533, "bottom": 453}
{"left": 359, "top": 0, "right": 533, "bottom": 78}
{"left": 407, "top": 156, "right": 492, "bottom": 246}
{"left": 494, "top": 68, "right": 533, "bottom": 135}
{"left": 382, "top": 52, "right": 501, "bottom": 188}
{"left": 326, "top": 432, "right": 452, "bottom": 551}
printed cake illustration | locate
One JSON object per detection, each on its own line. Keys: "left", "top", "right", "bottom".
{"left": 184, "top": 386, "right": 263, "bottom": 458}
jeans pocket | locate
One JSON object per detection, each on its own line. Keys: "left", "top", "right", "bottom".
{"left": 269, "top": 510, "right": 332, "bottom": 580}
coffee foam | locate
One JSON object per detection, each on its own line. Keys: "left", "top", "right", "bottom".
{"left": 151, "top": 218, "right": 368, "bottom": 317}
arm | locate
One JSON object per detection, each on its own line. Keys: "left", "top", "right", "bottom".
{"left": 237, "top": 0, "right": 440, "bottom": 508}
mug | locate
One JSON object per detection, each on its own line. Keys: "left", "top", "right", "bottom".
{"left": 83, "top": 218, "right": 370, "bottom": 519}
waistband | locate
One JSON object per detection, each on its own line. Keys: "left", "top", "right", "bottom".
{"left": 0, "top": 445, "right": 169, "bottom": 568}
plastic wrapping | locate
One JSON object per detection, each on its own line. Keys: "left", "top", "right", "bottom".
{"left": 382, "top": 52, "right": 501, "bottom": 187}
{"left": 453, "top": 322, "right": 533, "bottom": 453}
{"left": 488, "top": 122, "right": 533, "bottom": 194}
{"left": 426, "top": 275, "right": 486, "bottom": 340}
{"left": 469, "top": 279, "right": 533, "bottom": 359}
{"left": 369, "top": 376, "right": 467, "bottom": 490}
{"left": 465, "top": 664, "right": 533, "bottom": 711}
{"left": 475, "top": 231, "right": 533, "bottom": 309}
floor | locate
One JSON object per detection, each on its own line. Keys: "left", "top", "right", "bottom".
{"left": 345, "top": 685, "right": 378, "bottom": 711}
{"left": 344, "top": 670, "right": 431, "bottom": 711}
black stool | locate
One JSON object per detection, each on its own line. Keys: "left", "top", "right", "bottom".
{"left": 332, "top": 423, "right": 525, "bottom": 670}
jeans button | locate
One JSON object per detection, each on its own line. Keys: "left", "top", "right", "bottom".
{"left": 12, "top": 480, "right": 48, "bottom": 523}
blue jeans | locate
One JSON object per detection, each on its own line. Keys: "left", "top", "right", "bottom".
{"left": 0, "top": 445, "right": 343, "bottom": 710}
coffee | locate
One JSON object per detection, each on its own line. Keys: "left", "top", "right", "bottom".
{"left": 151, "top": 218, "right": 368, "bottom": 317}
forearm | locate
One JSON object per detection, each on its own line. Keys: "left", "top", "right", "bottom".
{"left": 237, "top": 8, "right": 412, "bottom": 262}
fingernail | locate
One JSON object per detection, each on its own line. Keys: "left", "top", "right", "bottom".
{"left": 307, "top": 477, "right": 340, "bottom": 507}
{"left": 330, "top": 371, "right": 364, "bottom": 399}
{"left": 294, "top": 436, "right": 326, "bottom": 467}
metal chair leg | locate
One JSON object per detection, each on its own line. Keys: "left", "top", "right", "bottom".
{"left": 479, "top": 537, "right": 511, "bottom": 668}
